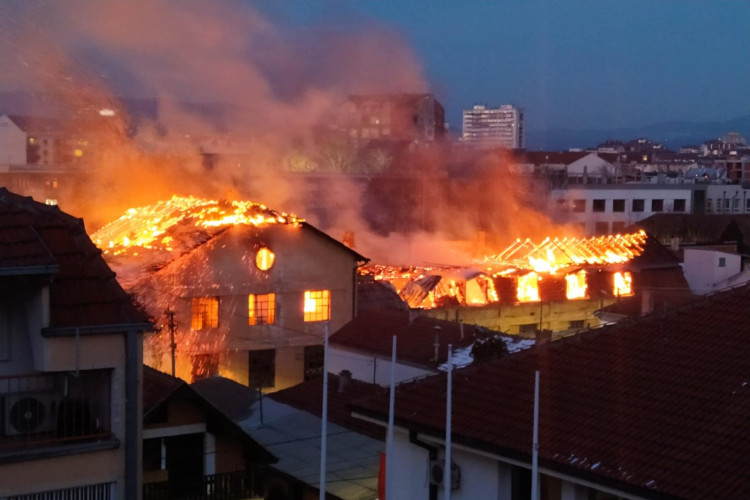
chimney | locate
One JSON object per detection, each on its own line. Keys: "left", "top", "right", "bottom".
{"left": 338, "top": 370, "right": 352, "bottom": 393}
{"left": 342, "top": 231, "right": 355, "bottom": 248}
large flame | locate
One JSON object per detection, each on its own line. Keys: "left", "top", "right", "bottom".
{"left": 91, "top": 195, "right": 303, "bottom": 256}
{"left": 365, "top": 230, "right": 647, "bottom": 308}
{"left": 485, "top": 230, "right": 647, "bottom": 273}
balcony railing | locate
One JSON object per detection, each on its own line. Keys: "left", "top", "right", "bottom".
{"left": 0, "top": 371, "right": 112, "bottom": 455}
{"left": 143, "top": 470, "right": 262, "bottom": 500}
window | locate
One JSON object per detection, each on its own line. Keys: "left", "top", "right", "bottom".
{"left": 249, "top": 349, "right": 276, "bottom": 388}
{"left": 733, "top": 198, "right": 739, "bottom": 213}
{"left": 570, "top": 320, "right": 585, "bottom": 329}
{"left": 191, "top": 353, "right": 219, "bottom": 381}
{"left": 572, "top": 199, "right": 586, "bottom": 212}
{"left": 255, "top": 247, "right": 275, "bottom": 271}
{"left": 673, "top": 199, "right": 686, "bottom": 212}
{"left": 248, "top": 293, "right": 275, "bottom": 325}
{"left": 612, "top": 221, "right": 626, "bottom": 234}
{"left": 745, "top": 198, "right": 750, "bottom": 212}
{"left": 651, "top": 199, "right": 664, "bottom": 212}
{"left": 592, "top": 199, "right": 606, "bottom": 212}
{"left": 518, "top": 323, "right": 537, "bottom": 335}
{"left": 706, "top": 199, "right": 713, "bottom": 213}
{"left": 612, "top": 199, "right": 625, "bottom": 212}
{"left": 594, "top": 221, "right": 609, "bottom": 234}
{"left": 191, "top": 297, "right": 219, "bottom": 330}
{"left": 718, "top": 257, "right": 726, "bottom": 268}
{"left": 304, "top": 290, "right": 330, "bottom": 322}
{"left": 304, "top": 345, "right": 325, "bottom": 380}
{"left": 632, "top": 199, "right": 644, "bottom": 212}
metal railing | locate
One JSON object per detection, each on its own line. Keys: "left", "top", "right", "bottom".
{"left": 143, "top": 471, "right": 261, "bottom": 500}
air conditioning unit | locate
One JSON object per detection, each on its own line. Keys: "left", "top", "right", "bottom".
{"left": 3, "top": 393, "right": 61, "bottom": 436}
{"left": 429, "top": 459, "right": 461, "bottom": 490}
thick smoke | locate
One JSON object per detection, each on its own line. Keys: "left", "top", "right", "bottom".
{"left": 0, "top": 0, "right": 574, "bottom": 264}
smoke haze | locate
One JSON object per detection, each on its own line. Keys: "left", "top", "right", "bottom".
{"left": 0, "top": 0, "right": 575, "bottom": 264}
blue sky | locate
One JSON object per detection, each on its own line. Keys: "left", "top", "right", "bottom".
{"left": 257, "top": 0, "right": 750, "bottom": 132}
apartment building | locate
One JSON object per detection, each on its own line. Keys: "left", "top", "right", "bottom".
{"left": 341, "top": 93, "right": 445, "bottom": 143}
{"left": 0, "top": 188, "right": 150, "bottom": 499}
{"left": 462, "top": 104, "right": 524, "bottom": 149}
{"left": 549, "top": 184, "right": 707, "bottom": 235}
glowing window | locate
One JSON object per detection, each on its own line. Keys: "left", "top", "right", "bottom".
{"left": 256, "top": 247, "right": 275, "bottom": 271}
{"left": 565, "top": 270, "right": 588, "bottom": 300}
{"left": 304, "top": 290, "right": 330, "bottom": 322}
{"left": 249, "top": 293, "right": 276, "bottom": 325}
{"left": 516, "top": 273, "right": 540, "bottom": 302}
{"left": 613, "top": 272, "right": 633, "bottom": 297}
{"left": 191, "top": 297, "right": 219, "bottom": 330}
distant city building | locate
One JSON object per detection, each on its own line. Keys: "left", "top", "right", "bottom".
{"left": 341, "top": 93, "right": 445, "bottom": 144}
{"left": 462, "top": 104, "right": 524, "bottom": 149}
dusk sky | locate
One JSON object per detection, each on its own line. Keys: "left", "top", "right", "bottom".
{"left": 258, "top": 0, "right": 750, "bottom": 133}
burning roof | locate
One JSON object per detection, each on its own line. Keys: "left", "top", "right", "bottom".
{"left": 91, "top": 195, "right": 303, "bottom": 257}
{"left": 364, "top": 230, "right": 658, "bottom": 309}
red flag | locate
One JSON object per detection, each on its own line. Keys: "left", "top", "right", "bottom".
{"left": 379, "top": 452, "right": 386, "bottom": 499}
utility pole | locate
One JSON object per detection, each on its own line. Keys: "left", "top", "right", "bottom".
{"left": 165, "top": 309, "right": 176, "bottom": 377}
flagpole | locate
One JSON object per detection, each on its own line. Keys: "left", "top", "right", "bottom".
{"left": 319, "top": 321, "right": 330, "bottom": 500}
{"left": 531, "top": 369, "right": 540, "bottom": 500}
{"left": 445, "top": 344, "right": 453, "bottom": 499}
{"left": 385, "top": 335, "right": 397, "bottom": 500}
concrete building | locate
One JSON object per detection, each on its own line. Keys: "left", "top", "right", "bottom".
{"left": 0, "top": 115, "right": 26, "bottom": 165}
{"left": 97, "top": 198, "right": 369, "bottom": 392}
{"left": 0, "top": 188, "right": 150, "bottom": 499}
{"left": 549, "top": 184, "right": 707, "bottom": 235}
{"left": 462, "top": 104, "right": 524, "bottom": 149}
{"left": 341, "top": 94, "right": 445, "bottom": 144}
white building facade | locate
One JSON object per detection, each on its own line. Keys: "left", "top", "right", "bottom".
{"left": 549, "top": 184, "right": 707, "bottom": 235}
{"left": 462, "top": 104, "right": 524, "bottom": 149}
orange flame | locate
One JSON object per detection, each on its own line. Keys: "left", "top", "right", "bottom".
{"left": 91, "top": 195, "right": 303, "bottom": 255}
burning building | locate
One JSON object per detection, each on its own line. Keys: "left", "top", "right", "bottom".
{"left": 93, "top": 196, "right": 368, "bottom": 391}
{"left": 365, "top": 230, "right": 691, "bottom": 337}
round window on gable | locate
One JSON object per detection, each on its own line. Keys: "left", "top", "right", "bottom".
{"left": 256, "top": 247, "right": 275, "bottom": 271}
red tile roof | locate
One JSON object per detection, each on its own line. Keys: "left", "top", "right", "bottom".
{"left": 144, "top": 366, "right": 276, "bottom": 464}
{"left": 0, "top": 188, "right": 149, "bottom": 329}
{"left": 268, "top": 373, "right": 386, "bottom": 441}
{"left": 331, "top": 310, "right": 489, "bottom": 368}
{"left": 353, "top": 284, "right": 750, "bottom": 499}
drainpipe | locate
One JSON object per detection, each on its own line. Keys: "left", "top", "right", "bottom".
{"left": 125, "top": 328, "right": 140, "bottom": 500}
{"left": 409, "top": 429, "right": 438, "bottom": 500}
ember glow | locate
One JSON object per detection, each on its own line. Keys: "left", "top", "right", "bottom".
{"left": 485, "top": 231, "right": 647, "bottom": 272}
{"left": 91, "top": 196, "right": 303, "bottom": 256}
{"left": 364, "top": 230, "right": 647, "bottom": 308}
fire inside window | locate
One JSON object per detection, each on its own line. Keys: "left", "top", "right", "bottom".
{"left": 255, "top": 247, "right": 275, "bottom": 271}
{"left": 304, "top": 290, "right": 331, "bottom": 322}
{"left": 613, "top": 272, "right": 633, "bottom": 297}
{"left": 191, "top": 297, "right": 219, "bottom": 330}
{"left": 517, "top": 273, "right": 540, "bottom": 302}
{"left": 565, "top": 270, "right": 588, "bottom": 300}
{"left": 249, "top": 293, "right": 276, "bottom": 325}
